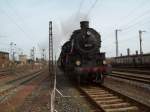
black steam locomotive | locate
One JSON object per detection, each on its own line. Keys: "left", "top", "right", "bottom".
{"left": 58, "top": 21, "right": 109, "bottom": 83}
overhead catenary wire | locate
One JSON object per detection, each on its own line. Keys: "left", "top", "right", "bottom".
{"left": 75, "top": 0, "right": 100, "bottom": 19}
{"left": 86, "top": 0, "right": 100, "bottom": 17}
{"left": 87, "top": 0, "right": 98, "bottom": 15}
{"left": 102, "top": 1, "right": 150, "bottom": 44}
{"left": 101, "top": 1, "right": 150, "bottom": 56}
{"left": 0, "top": 7, "right": 34, "bottom": 42}
{"left": 119, "top": 8, "right": 150, "bottom": 30}
{"left": 76, "top": 0, "right": 85, "bottom": 16}
{"left": 5, "top": 0, "right": 36, "bottom": 38}
{"left": 0, "top": 8, "right": 37, "bottom": 56}
{"left": 102, "top": 3, "right": 150, "bottom": 53}
{"left": 4, "top": 0, "right": 48, "bottom": 58}
{"left": 119, "top": 0, "right": 149, "bottom": 21}
{"left": 5, "top": 0, "right": 25, "bottom": 24}
{"left": 121, "top": 19, "right": 150, "bottom": 33}
{"left": 117, "top": 0, "right": 149, "bottom": 29}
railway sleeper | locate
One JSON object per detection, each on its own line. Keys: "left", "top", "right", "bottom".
{"left": 80, "top": 87, "right": 141, "bottom": 112}
{"left": 93, "top": 96, "right": 119, "bottom": 100}
{"left": 87, "top": 91, "right": 109, "bottom": 95}
{"left": 82, "top": 88, "right": 105, "bottom": 91}
{"left": 96, "top": 99, "right": 123, "bottom": 104}
{"left": 105, "top": 106, "right": 139, "bottom": 112}
{"left": 101, "top": 102, "right": 130, "bottom": 109}
{"left": 91, "top": 109, "right": 101, "bottom": 112}
{"left": 110, "top": 74, "right": 150, "bottom": 83}
{"left": 89, "top": 93, "right": 114, "bottom": 97}
{"left": 112, "top": 71, "right": 150, "bottom": 79}
{"left": 83, "top": 89, "right": 106, "bottom": 93}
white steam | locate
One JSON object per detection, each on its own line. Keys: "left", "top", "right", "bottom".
{"left": 60, "top": 13, "right": 90, "bottom": 39}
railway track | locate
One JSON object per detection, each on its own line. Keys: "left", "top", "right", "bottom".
{"left": 109, "top": 71, "right": 150, "bottom": 84}
{"left": 79, "top": 85, "right": 149, "bottom": 112}
{"left": 112, "top": 68, "right": 150, "bottom": 75}
{"left": 55, "top": 69, "right": 150, "bottom": 111}
{"left": 0, "top": 70, "right": 43, "bottom": 103}
{"left": 0, "top": 71, "right": 8, "bottom": 75}
{"left": 0, "top": 71, "right": 9, "bottom": 79}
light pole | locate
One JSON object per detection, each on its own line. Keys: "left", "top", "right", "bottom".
{"left": 139, "top": 30, "right": 146, "bottom": 55}
{"left": 115, "top": 29, "right": 121, "bottom": 57}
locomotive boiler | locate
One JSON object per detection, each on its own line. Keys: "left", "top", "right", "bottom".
{"left": 58, "top": 21, "right": 109, "bottom": 83}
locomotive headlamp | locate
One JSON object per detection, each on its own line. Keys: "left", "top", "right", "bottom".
{"left": 76, "top": 60, "right": 81, "bottom": 66}
{"left": 103, "top": 60, "right": 107, "bottom": 65}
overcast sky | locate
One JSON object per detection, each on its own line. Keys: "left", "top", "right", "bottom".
{"left": 0, "top": 0, "right": 150, "bottom": 59}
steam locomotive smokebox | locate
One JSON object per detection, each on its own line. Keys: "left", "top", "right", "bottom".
{"left": 80, "top": 21, "right": 89, "bottom": 29}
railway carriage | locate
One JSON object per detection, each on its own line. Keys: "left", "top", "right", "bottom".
{"left": 111, "top": 53, "right": 150, "bottom": 68}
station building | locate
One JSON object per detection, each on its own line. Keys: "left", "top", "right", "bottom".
{"left": 19, "top": 54, "right": 27, "bottom": 64}
{"left": 0, "top": 51, "right": 9, "bottom": 68}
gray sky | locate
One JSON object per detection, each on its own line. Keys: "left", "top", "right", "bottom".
{"left": 0, "top": 0, "right": 150, "bottom": 59}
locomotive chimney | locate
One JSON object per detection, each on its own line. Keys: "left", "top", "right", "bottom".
{"left": 80, "top": 21, "right": 89, "bottom": 29}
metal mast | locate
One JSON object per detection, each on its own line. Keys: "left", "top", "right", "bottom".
{"left": 42, "top": 48, "right": 46, "bottom": 61}
{"left": 30, "top": 47, "right": 35, "bottom": 61}
{"left": 49, "top": 21, "right": 53, "bottom": 73}
{"left": 49, "top": 21, "right": 55, "bottom": 112}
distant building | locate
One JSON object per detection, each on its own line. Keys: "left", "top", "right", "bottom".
{"left": 0, "top": 51, "right": 9, "bottom": 68}
{"left": 19, "top": 54, "right": 27, "bottom": 64}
